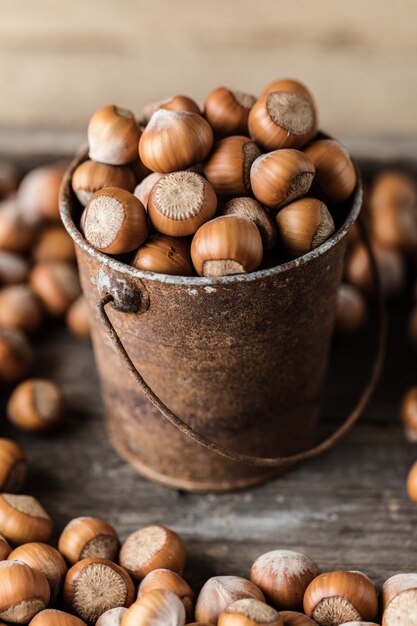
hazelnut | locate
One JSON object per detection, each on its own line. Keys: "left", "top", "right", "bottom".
{"left": 121, "top": 589, "right": 185, "bottom": 626}
{"left": 0, "top": 285, "right": 44, "bottom": 333}
{"left": 30, "top": 261, "right": 81, "bottom": 316}
{"left": 32, "top": 227, "right": 76, "bottom": 263}
{"left": 218, "top": 599, "right": 283, "bottom": 626}
{"left": 248, "top": 92, "right": 316, "bottom": 151}
{"left": 250, "top": 150, "right": 315, "bottom": 210}
{"left": 303, "top": 571, "right": 378, "bottom": 625}
{"left": 134, "top": 172, "right": 164, "bottom": 209}
{"left": 88, "top": 105, "right": 141, "bottom": 166}
{"left": 195, "top": 576, "right": 265, "bottom": 625}
{"left": 96, "top": 607, "right": 127, "bottom": 626}
{"left": 250, "top": 550, "right": 320, "bottom": 611}
{"left": 58, "top": 516, "right": 120, "bottom": 565}
{"left": 0, "top": 327, "right": 33, "bottom": 384}
{"left": 345, "top": 243, "right": 405, "bottom": 299}
{"left": 0, "top": 251, "right": 29, "bottom": 286}
{"left": 407, "top": 460, "right": 417, "bottom": 502}
{"left": 132, "top": 235, "right": 193, "bottom": 276}
{"left": 148, "top": 172, "right": 217, "bottom": 237}
{"left": 276, "top": 198, "right": 335, "bottom": 259}
{"left": 334, "top": 284, "right": 368, "bottom": 336}
{"left": 66, "top": 296, "right": 90, "bottom": 340}
{"left": 119, "top": 525, "right": 185, "bottom": 583}
{"left": 143, "top": 96, "right": 201, "bottom": 123}
{"left": 261, "top": 79, "right": 315, "bottom": 103}
{"left": 139, "top": 109, "right": 213, "bottom": 173}
{"left": 204, "top": 136, "right": 261, "bottom": 198}
{"left": 371, "top": 202, "right": 417, "bottom": 254}
{"left": 400, "top": 386, "right": 417, "bottom": 442}
{"left": 0, "top": 560, "right": 50, "bottom": 623}
{"left": 84, "top": 188, "right": 149, "bottom": 255}
{"left": 72, "top": 161, "right": 137, "bottom": 207}
{"left": 221, "top": 198, "right": 277, "bottom": 250}
{"left": 63, "top": 558, "right": 135, "bottom": 622}
{"left": 278, "top": 612, "right": 317, "bottom": 625}
{"left": 30, "top": 609, "right": 86, "bottom": 626}
{"left": 381, "top": 573, "right": 417, "bottom": 625}
{"left": 0, "top": 494, "right": 53, "bottom": 544}
{"left": 191, "top": 215, "right": 263, "bottom": 277}
{"left": 7, "top": 378, "right": 64, "bottom": 433}
{"left": 0, "top": 199, "right": 34, "bottom": 253}
{"left": 138, "top": 569, "right": 194, "bottom": 621}
{"left": 9, "top": 543, "right": 67, "bottom": 600}
{"left": 204, "top": 87, "right": 257, "bottom": 136}
{"left": 303, "top": 139, "right": 357, "bottom": 205}
{"left": 0, "top": 438, "right": 27, "bottom": 492}
{"left": 17, "top": 164, "right": 66, "bottom": 225}
{"left": 369, "top": 170, "right": 417, "bottom": 212}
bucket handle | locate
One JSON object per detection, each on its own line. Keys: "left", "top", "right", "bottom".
{"left": 97, "top": 219, "right": 386, "bottom": 469}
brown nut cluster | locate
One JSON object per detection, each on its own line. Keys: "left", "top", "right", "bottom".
{"left": 74, "top": 78, "right": 357, "bottom": 278}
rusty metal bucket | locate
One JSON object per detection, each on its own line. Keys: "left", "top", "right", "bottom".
{"left": 60, "top": 150, "right": 385, "bottom": 492}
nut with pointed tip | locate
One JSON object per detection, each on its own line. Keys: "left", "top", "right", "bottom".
{"left": 203, "top": 136, "right": 261, "bottom": 197}
{"left": 138, "top": 569, "right": 194, "bottom": 621}
{"left": 119, "top": 525, "right": 186, "bottom": 583}
{"left": 381, "top": 573, "right": 417, "bottom": 625}
{"left": 9, "top": 543, "right": 67, "bottom": 600}
{"left": 88, "top": 105, "right": 141, "bottom": 166}
{"left": 132, "top": 235, "right": 193, "bottom": 276}
{"left": 407, "top": 460, "right": 417, "bottom": 503}
{"left": 0, "top": 252, "right": 28, "bottom": 286}
{"left": 148, "top": 172, "right": 217, "bottom": 236}
{"left": 218, "top": 598, "right": 283, "bottom": 626}
{"left": 0, "top": 493, "right": 53, "bottom": 544}
{"left": 0, "top": 560, "right": 50, "bottom": 623}
{"left": 0, "top": 438, "right": 27, "bottom": 493}
{"left": 139, "top": 109, "right": 213, "bottom": 173}
{"left": 121, "top": 589, "right": 185, "bottom": 626}
{"left": 0, "top": 199, "right": 34, "bottom": 253}
{"left": 72, "top": 160, "right": 137, "bottom": 207}
{"left": 221, "top": 198, "right": 277, "bottom": 250}
{"left": 191, "top": 215, "right": 263, "bottom": 277}
{"left": 0, "top": 328, "right": 33, "bottom": 384}
{"left": 17, "top": 164, "right": 66, "bottom": 225}
{"left": 369, "top": 170, "right": 417, "bottom": 212}
{"left": 143, "top": 96, "right": 201, "bottom": 124}
{"left": 250, "top": 150, "right": 315, "bottom": 210}
{"left": 250, "top": 550, "right": 320, "bottom": 611}
{"left": 303, "top": 571, "right": 378, "bottom": 626}
{"left": 30, "top": 609, "right": 87, "bottom": 626}
{"left": 345, "top": 243, "right": 405, "bottom": 299}
{"left": 58, "top": 517, "right": 120, "bottom": 565}
{"left": 278, "top": 612, "right": 317, "bottom": 625}
{"left": 7, "top": 378, "right": 64, "bottom": 433}
{"left": 248, "top": 92, "right": 317, "bottom": 151}
{"left": 134, "top": 172, "right": 164, "bottom": 209}
{"left": 204, "top": 87, "right": 256, "bottom": 136}
{"left": 33, "top": 226, "right": 76, "bottom": 263}
{"left": 0, "top": 285, "right": 44, "bottom": 334}
{"left": 303, "top": 140, "right": 357, "bottom": 205}
{"left": 401, "top": 387, "right": 417, "bottom": 442}
{"left": 64, "top": 558, "right": 135, "bottom": 623}
{"left": 371, "top": 201, "right": 417, "bottom": 254}
{"left": 96, "top": 607, "right": 127, "bottom": 626}
{"left": 30, "top": 261, "right": 81, "bottom": 316}
{"left": 66, "top": 297, "right": 90, "bottom": 340}
{"left": 195, "top": 576, "right": 265, "bottom": 625}
{"left": 84, "top": 187, "right": 149, "bottom": 255}
{"left": 335, "top": 284, "right": 368, "bottom": 336}
{"left": 261, "top": 79, "right": 315, "bottom": 103}
{"left": 276, "top": 198, "right": 335, "bottom": 259}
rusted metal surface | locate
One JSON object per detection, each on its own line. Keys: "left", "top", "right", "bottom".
{"left": 61, "top": 150, "right": 362, "bottom": 491}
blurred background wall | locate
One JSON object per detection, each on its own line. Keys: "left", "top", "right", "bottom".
{"left": 1, "top": 0, "right": 416, "bottom": 139}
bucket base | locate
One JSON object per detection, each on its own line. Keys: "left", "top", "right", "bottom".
{"left": 107, "top": 417, "right": 284, "bottom": 493}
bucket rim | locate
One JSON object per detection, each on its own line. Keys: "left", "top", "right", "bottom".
{"left": 60, "top": 147, "right": 363, "bottom": 286}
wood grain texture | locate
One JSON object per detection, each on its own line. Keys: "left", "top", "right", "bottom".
{"left": 1, "top": 0, "right": 417, "bottom": 134}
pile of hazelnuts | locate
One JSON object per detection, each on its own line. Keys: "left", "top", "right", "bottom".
{"left": 0, "top": 437, "right": 412, "bottom": 626}
{"left": 71, "top": 79, "right": 358, "bottom": 278}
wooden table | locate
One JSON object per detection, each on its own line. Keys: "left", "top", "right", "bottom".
{"left": 1, "top": 141, "right": 417, "bottom": 594}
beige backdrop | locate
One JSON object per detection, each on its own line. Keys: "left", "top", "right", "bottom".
{"left": 1, "top": 0, "right": 417, "bottom": 136}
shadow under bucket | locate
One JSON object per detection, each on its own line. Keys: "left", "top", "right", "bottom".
{"left": 60, "top": 150, "right": 384, "bottom": 492}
